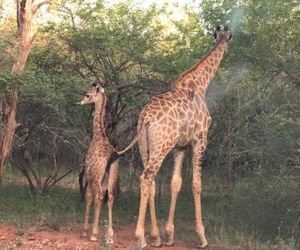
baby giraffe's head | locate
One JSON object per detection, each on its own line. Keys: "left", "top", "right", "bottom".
{"left": 79, "top": 82, "right": 105, "bottom": 105}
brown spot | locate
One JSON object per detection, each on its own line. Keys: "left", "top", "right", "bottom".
{"left": 144, "top": 168, "right": 154, "bottom": 178}
{"left": 162, "top": 106, "right": 169, "bottom": 112}
{"left": 188, "top": 90, "right": 195, "bottom": 100}
{"left": 152, "top": 110, "right": 158, "bottom": 116}
{"left": 161, "top": 117, "right": 168, "bottom": 124}
{"left": 179, "top": 110, "right": 185, "bottom": 119}
{"left": 160, "top": 100, "right": 166, "bottom": 106}
{"left": 180, "top": 124, "right": 188, "bottom": 133}
{"left": 172, "top": 122, "right": 177, "bottom": 129}
{"left": 189, "top": 102, "right": 194, "bottom": 110}
{"left": 167, "top": 121, "right": 174, "bottom": 128}
{"left": 187, "top": 80, "right": 195, "bottom": 89}
{"left": 157, "top": 111, "right": 164, "bottom": 120}
{"left": 151, "top": 105, "right": 160, "bottom": 111}
{"left": 169, "top": 109, "right": 176, "bottom": 118}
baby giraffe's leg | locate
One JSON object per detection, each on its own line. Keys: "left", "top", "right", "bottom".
{"left": 106, "top": 161, "right": 119, "bottom": 244}
{"left": 82, "top": 182, "right": 92, "bottom": 238}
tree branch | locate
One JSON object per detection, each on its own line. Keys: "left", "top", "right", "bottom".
{"left": 32, "top": 0, "right": 51, "bottom": 15}
{"left": 17, "top": 0, "right": 27, "bottom": 33}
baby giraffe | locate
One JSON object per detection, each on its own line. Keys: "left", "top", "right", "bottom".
{"left": 79, "top": 82, "right": 119, "bottom": 243}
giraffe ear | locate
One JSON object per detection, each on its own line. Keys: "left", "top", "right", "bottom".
{"left": 213, "top": 25, "right": 221, "bottom": 39}
{"left": 224, "top": 25, "right": 233, "bottom": 43}
{"left": 94, "top": 82, "right": 104, "bottom": 93}
{"left": 213, "top": 25, "right": 222, "bottom": 43}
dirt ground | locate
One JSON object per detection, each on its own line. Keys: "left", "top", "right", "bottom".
{"left": 0, "top": 223, "right": 226, "bottom": 250}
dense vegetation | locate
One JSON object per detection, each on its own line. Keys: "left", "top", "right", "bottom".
{"left": 0, "top": 0, "right": 299, "bottom": 249}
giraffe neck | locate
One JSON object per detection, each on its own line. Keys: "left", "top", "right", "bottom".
{"left": 174, "top": 40, "right": 227, "bottom": 96}
{"left": 92, "top": 94, "right": 107, "bottom": 140}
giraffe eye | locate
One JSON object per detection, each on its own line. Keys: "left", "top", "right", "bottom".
{"left": 86, "top": 94, "right": 90, "bottom": 98}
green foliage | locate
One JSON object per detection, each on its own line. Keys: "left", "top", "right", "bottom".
{"left": 0, "top": 184, "right": 84, "bottom": 225}
{"left": 0, "top": 0, "right": 299, "bottom": 247}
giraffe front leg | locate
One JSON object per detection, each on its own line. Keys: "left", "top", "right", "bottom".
{"left": 90, "top": 183, "right": 104, "bottom": 241}
{"left": 165, "top": 149, "right": 185, "bottom": 246}
{"left": 149, "top": 180, "right": 161, "bottom": 247}
{"left": 192, "top": 141, "right": 208, "bottom": 248}
{"left": 82, "top": 183, "right": 92, "bottom": 238}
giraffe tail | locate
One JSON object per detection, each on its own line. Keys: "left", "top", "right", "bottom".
{"left": 104, "top": 138, "right": 138, "bottom": 173}
{"left": 116, "top": 120, "right": 147, "bottom": 155}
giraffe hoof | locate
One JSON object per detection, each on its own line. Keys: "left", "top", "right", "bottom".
{"left": 164, "top": 236, "right": 174, "bottom": 247}
{"left": 89, "top": 235, "right": 98, "bottom": 242}
{"left": 150, "top": 237, "right": 162, "bottom": 247}
{"left": 81, "top": 232, "right": 88, "bottom": 238}
{"left": 137, "top": 241, "right": 147, "bottom": 249}
{"left": 106, "top": 237, "right": 114, "bottom": 244}
{"left": 164, "top": 241, "right": 174, "bottom": 247}
{"left": 197, "top": 243, "right": 208, "bottom": 249}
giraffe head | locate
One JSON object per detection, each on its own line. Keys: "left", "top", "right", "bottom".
{"left": 79, "top": 82, "right": 105, "bottom": 105}
{"left": 213, "top": 25, "right": 232, "bottom": 47}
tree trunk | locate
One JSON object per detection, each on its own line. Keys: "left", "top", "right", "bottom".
{"left": 0, "top": 90, "right": 19, "bottom": 185}
{"left": 0, "top": 0, "right": 51, "bottom": 186}
{"left": 11, "top": 141, "right": 36, "bottom": 192}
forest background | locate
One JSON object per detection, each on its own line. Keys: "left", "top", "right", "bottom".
{"left": 0, "top": 0, "right": 299, "bottom": 249}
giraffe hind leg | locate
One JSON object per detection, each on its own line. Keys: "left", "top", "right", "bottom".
{"left": 136, "top": 123, "right": 175, "bottom": 248}
{"left": 149, "top": 180, "right": 161, "bottom": 247}
{"left": 139, "top": 126, "right": 161, "bottom": 247}
{"left": 106, "top": 161, "right": 119, "bottom": 244}
{"left": 135, "top": 170, "right": 150, "bottom": 249}
{"left": 136, "top": 156, "right": 171, "bottom": 247}
{"left": 165, "top": 149, "right": 185, "bottom": 246}
{"left": 192, "top": 138, "right": 208, "bottom": 248}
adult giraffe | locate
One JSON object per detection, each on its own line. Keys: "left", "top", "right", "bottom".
{"left": 118, "top": 25, "right": 232, "bottom": 248}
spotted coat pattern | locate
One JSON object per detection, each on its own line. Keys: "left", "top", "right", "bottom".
{"left": 118, "top": 29, "right": 232, "bottom": 248}
{"left": 79, "top": 83, "right": 119, "bottom": 244}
